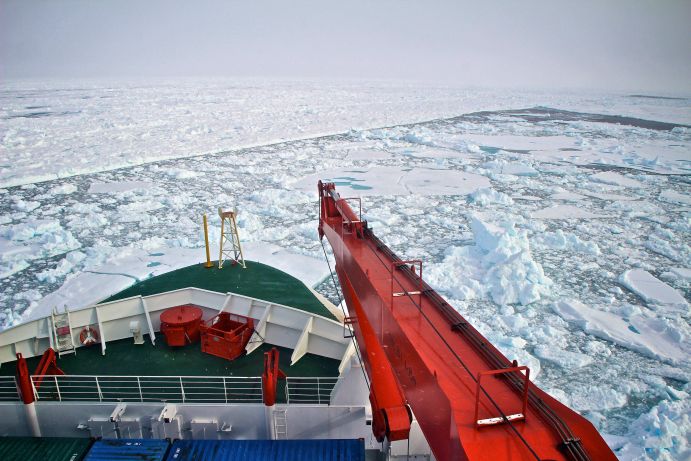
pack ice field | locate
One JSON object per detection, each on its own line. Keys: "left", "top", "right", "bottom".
{"left": 0, "top": 81, "right": 689, "bottom": 460}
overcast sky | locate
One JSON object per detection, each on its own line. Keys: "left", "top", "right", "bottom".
{"left": 2, "top": 0, "right": 690, "bottom": 93}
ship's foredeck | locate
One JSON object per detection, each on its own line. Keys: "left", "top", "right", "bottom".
{"left": 1, "top": 260, "right": 342, "bottom": 402}
{"left": 103, "top": 261, "right": 336, "bottom": 320}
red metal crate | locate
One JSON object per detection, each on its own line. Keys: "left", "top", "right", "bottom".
{"left": 200, "top": 313, "right": 254, "bottom": 361}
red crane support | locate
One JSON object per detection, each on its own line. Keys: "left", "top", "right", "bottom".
{"left": 32, "top": 348, "right": 64, "bottom": 390}
{"left": 262, "top": 347, "right": 286, "bottom": 406}
{"left": 318, "top": 181, "right": 617, "bottom": 461}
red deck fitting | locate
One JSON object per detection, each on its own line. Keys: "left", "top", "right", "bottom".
{"left": 32, "top": 348, "right": 65, "bottom": 390}
{"left": 160, "top": 304, "right": 203, "bottom": 346}
{"left": 262, "top": 347, "right": 286, "bottom": 406}
{"left": 200, "top": 312, "right": 254, "bottom": 361}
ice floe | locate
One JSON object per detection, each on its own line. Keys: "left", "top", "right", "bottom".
{"left": 532, "top": 230, "right": 601, "bottom": 255}
{"left": 619, "top": 269, "right": 689, "bottom": 313}
{"left": 531, "top": 204, "right": 608, "bottom": 219}
{"left": 0, "top": 219, "right": 81, "bottom": 278}
{"left": 552, "top": 300, "right": 687, "bottom": 365}
{"left": 659, "top": 189, "right": 691, "bottom": 206}
{"left": 292, "top": 166, "right": 490, "bottom": 196}
{"left": 467, "top": 187, "right": 514, "bottom": 206}
{"left": 590, "top": 171, "right": 644, "bottom": 188}
{"left": 533, "top": 344, "right": 594, "bottom": 369}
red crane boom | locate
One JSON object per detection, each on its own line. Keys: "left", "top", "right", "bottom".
{"left": 318, "top": 181, "right": 617, "bottom": 461}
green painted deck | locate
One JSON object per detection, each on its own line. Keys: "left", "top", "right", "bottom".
{"left": 0, "top": 437, "right": 92, "bottom": 461}
{"left": 102, "top": 261, "right": 335, "bottom": 320}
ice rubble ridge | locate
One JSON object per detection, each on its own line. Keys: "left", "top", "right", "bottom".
{"left": 428, "top": 214, "right": 552, "bottom": 306}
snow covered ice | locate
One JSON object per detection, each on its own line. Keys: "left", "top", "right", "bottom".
{"left": 1, "top": 80, "right": 690, "bottom": 459}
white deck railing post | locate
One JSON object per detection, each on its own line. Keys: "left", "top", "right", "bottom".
{"left": 95, "top": 306, "right": 106, "bottom": 355}
{"left": 140, "top": 297, "right": 156, "bottom": 346}
{"left": 96, "top": 376, "right": 103, "bottom": 401}
{"left": 54, "top": 376, "right": 61, "bottom": 401}
{"left": 137, "top": 377, "right": 143, "bottom": 402}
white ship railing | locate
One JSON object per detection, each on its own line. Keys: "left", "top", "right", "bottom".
{"left": 31, "top": 375, "right": 263, "bottom": 404}
{"left": 0, "top": 376, "right": 19, "bottom": 401}
{"left": 285, "top": 377, "right": 339, "bottom": 405}
{"left": 27, "top": 375, "right": 340, "bottom": 405}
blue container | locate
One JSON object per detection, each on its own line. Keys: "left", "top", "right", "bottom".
{"left": 84, "top": 439, "right": 170, "bottom": 461}
{"left": 167, "top": 439, "right": 365, "bottom": 461}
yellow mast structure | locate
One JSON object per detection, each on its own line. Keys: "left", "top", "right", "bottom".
{"left": 202, "top": 214, "right": 213, "bottom": 268}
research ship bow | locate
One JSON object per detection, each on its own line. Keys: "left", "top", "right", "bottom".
{"left": 0, "top": 186, "right": 618, "bottom": 461}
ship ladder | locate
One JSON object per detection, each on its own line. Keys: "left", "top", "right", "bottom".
{"left": 51, "top": 307, "right": 77, "bottom": 356}
{"left": 273, "top": 407, "right": 288, "bottom": 440}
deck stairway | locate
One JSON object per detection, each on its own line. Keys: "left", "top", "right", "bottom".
{"left": 51, "top": 308, "right": 76, "bottom": 357}
{"left": 273, "top": 407, "right": 288, "bottom": 440}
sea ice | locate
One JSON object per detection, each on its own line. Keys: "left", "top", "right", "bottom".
{"left": 0, "top": 219, "right": 81, "bottom": 279}
{"left": 531, "top": 205, "right": 608, "bottom": 220}
{"left": 427, "top": 215, "right": 552, "bottom": 306}
{"left": 88, "top": 181, "right": 157, "bottom": 194}
{"left": 616, "top": 398, "right": 690, "bottom": 461}
{"left": 533, "top": 344, "right": 594, "bottom": 369}
{"left": 48, "top": 183, "right": 78, "bottom": 195}
{"left": 590, "top": 171, "right": 643, "bottom": 188}
{"left": 569, "top": 385, "right": 628, "bottom": 412}
{"left": 292, "top": 166, "right": 490, "bottom": 196}
{"left": 345, "top": 149, "right": 391, "bottom": 160}
{"left": 550, "top": 190, "right": 586, "bottom": 202}
{"left": 619, "top": 269, "right": 689, "bottom": 313}
{"left": 552, "top": 299, "right": 687, "bottom": 364}
{"left": 481, "top": 160, "right": 539, "bottom": 177}
{"left": 660, "top": 267, "right": 691, "bottom": 288}
{"left": 659, "top": 189, "right": 691, "bottom": 206}
{"left": 532, "top": 229, "right": 601, "bottom": 255}
{"left": 467, "top": 187, "right": 514, "bottom": 206}
{"left": 2, "top": 82, "right": 690, "bottom": 456}
{"left": 581, "top": 191, "right": 638, "bottom": 202}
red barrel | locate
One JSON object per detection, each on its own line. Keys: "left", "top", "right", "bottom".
{"left": 160, "top": 304, "right": 203, "bottom": 346}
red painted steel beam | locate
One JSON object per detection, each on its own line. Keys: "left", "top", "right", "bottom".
{"left": 318, "top": 181, "right": 617, "bottom": 461}
{"left": 15, "top": 353, "right": 35, "bottom": 404}
{"left": 32, "top": 348, "right": 64, "bottom": 390}
{"left": 262, "top": 347, "right": 286, "bottom": 406}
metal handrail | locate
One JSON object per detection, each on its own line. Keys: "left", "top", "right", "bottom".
{"left": 0, "top": 376, "right": 19, "bottom": 401}
{"left": 31, "top": 374, "right": 264, "bottom": 404}
{"left": 29, "top": 375, "right": 341, "bottom": 405}
{"left": 285, "top": 377, "right": 339, "bottom": 405}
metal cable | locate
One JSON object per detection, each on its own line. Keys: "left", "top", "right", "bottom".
{"left": 320, "top": 238, "right": 371, "bottom": 392}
